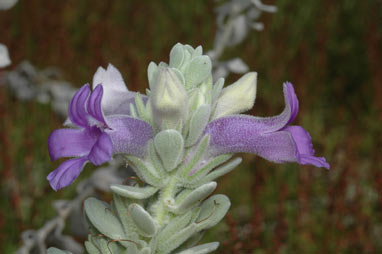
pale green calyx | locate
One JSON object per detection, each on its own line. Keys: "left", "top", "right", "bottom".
{"left": 212, "top": 72, "right": 257, "bottom": 119}
{"left": 150, "top": 67, "right": 189, "bottom": 130}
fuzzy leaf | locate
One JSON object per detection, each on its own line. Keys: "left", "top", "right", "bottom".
{"left": 195, "top": 194, "right": 231, "bottom": 231}
{"left": 84, "top": 239, "right": 101, "bottom": 254}
{"left": 186, "top": 156, "right": 240, "bottom": 188}
{"left": 157, "top": 223, "right": 197, "bottom": 254}
{"left": 154, "top": 129, "right": 184, "bottom": 172}
{"left": 169, "top": 43, "right": 185, "bottom": 68}
{"left": 157, "top": 210, "right": 193, "bottom": 244}
{"left": 84, "top": 198, "right": 126, "bottom": 242}
{"left": 211, "top": 78, "right": 225, "bottom": 104}
{"left": 135, "top": 93, "right": 147, "bottom": 120}
{"left": 176, "top": 242, "right": 219, "bottom": 254}
{"left": 185, "top": 56, "right": 212, "bottom": 90}
{"left": 192, "top": 46, "right": 203, "bottom": 58}
{"left": 199, "top": 157, "right": 242, "bottom": 185}
{"left": 112, "top": 194, "right": 138, "bottom": 239}
{"left": 110, "top": 185, "right": 159, "bottom": 199}
{"left": 171, "top": 182, "right": 217, "bottom": 214}
{"left": 126, "top": 155, "right": 166, "bottom": 187}
{"left": 177, "top": 135, "right": 210, "bottom": 178}
{"left": 148, "top": 62, "right": 158, "bottom": 90}
{"left": 129, "top": 203, "right": 158, "bottom": 237}
{"left": 186, "top": 104, "right": 211, "bottom": 147}
{"left": 141, "top": 247, "right": 152, "bottom": 254}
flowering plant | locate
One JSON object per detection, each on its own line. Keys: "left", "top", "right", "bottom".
{"left": 47, "top": 43, "right": 328, "bottom": 254}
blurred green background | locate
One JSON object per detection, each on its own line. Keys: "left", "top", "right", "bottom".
{"left": 1, "top": 0, "right": 381, "bottom": 253}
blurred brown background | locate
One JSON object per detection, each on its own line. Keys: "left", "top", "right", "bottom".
{"left": 1, "top": 0, "right": 381, "bottom": 253}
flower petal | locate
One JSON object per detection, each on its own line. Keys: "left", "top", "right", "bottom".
{"left": 284, "top": 126, "right": 330, "bottom": 169}
{"left": 48, "top": 127, "right": 101, "bottom": 161}
{"left": 87, "top": 85, "right": 107, "bottom": 126}
{"left": 47, "top": 157, "right": 88, "bottom": 191}
{"left": 93, "top": 64, "right": 138, "bottom": 115}
{"left": 205, "top": 116, "right": 297, "bottom": 163}
{"left": 239, "top": 82, "right": 299, "bottom": 133}
{"left": 68, "top": 84, "right": 91, "bottom": 127}
{"left": 106, "top": 116, "right": 153, "bottom": 157}
{"left": 88, "top": 132, "right": 113, "bottom": 165}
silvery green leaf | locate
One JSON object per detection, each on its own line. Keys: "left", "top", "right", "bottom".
{"left": 129, "top": 103, "right": 138, "bottom": 118}
{"left": 199, "top": 157, "right": 242, "bottom": 185}
{"left": 126, "top": 155, "right": 166, "bottom": 187}
{"left": 177, "top": 135, "right": 209, "bottom": 178}
{"left": 179, "top": 49, "right": 192, "bottom": 73}
{"left": 113, "top": 194, "right": 144, "bottom": 242}
{"left": 125, "top": 243, "right": 139, "bottom": 254}
{"left": 211, "top": 78, "right": 225, "bottom": 103}
{"left": 184, "top": 44, "right": 194, "bottom": 54}
{"left": 135, "top": 93, "right": 147, "bottom": 120}
{"left": 147, "top": 140, "right": 166, "bottom": 175}
{"left": 144, "top": 99, "right": 154, "bottom": 126}
{"left": 184, "top": 154, "right": 232, "bottom": 184}
{"left": 84, "top": 198, "right": 126, "bottom": 241}
{"left": 129, "top": 203, "right": 158, "bottom": 237}
{"left": 154, "top": 129, "right": 184, "bottom": 172}
{"left": 157, "top": 223, "right": 197, "bottom": 254}
{"left": 157, "top": 210, "right": 193, "bottom": 244}
{"left": 195, "top": 194, "right": 230, "bottom": 231}
{"left": 169, "top": 43, "right": 185, "bottom": 68}
{"left": 176, "top": 242, "right": 219, "bottom": 254}
{"left": 92, "top": 237, "right": 110, "bottom": 254}
{"left": 192, "top": 46, "right": 203, "bottom": 58}
{"left": 171, "top": 67, "right": 186, "bottom": 87}
{"left": 47, "top": 248, "right": 72, "bottom": 254}
{"left": 147, "top": 61, "right": 158, "bottom": 90}
{"left": 172, "top": 182, "right": 217, "bottom": 214}
{"left": 185, "top": 156, "right": 240, "bottom": 188}
{"left": 110, "top": 184, "right": 159, "bottom": 199}
{"left": 158, "top": 61, "right": 168, "bottom": 67}
{"left": 85, "top": 239, "right": 101, "bottom": 254}
{"left": 185, "top": 56, "right": 212, "bottom": 90}
{"left": 141, "top": 247, "right": 152, "bottom": 254}
{"left": 185, "top": 104, "right": 211, "bottom": 147}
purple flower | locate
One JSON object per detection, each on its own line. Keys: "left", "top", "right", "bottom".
{"left": 205, "top": 82, "right": 329, "bottom": 169}
{"left": 47, "top": 83, "right": 152, "bottom": 191}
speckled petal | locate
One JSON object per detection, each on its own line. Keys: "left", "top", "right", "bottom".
{"left": 238, "top": 82, "right": 299, "bottom": 133}
{"left": 88, "top": 132, "right": 113, "bottom": 165}
{"left": 205, "top": 116, "right": 297, "bottom": 163}
{"left": 106, "top": 116, "right": 153, "bottom": 157}
{"left": 48, "top": 127, "right": 101, "bottom": 161}
{"left": 47, "top": 157, "right": 88, "bottom": 191}
{"left": 87, "top": 85, "right": 107, "bottom": 126}
{"left": 284, "top": 126, "right": 330, "bottom": 169}
{"left": 68, "top": 84, "right": 90, "bottom": 127}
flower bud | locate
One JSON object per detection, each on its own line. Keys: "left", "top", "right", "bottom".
{"left": 212, "top": 72, "right": 257, "bottom": 119}
{"left": 150, "top": 67, "right": 189, "bottom": 129}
